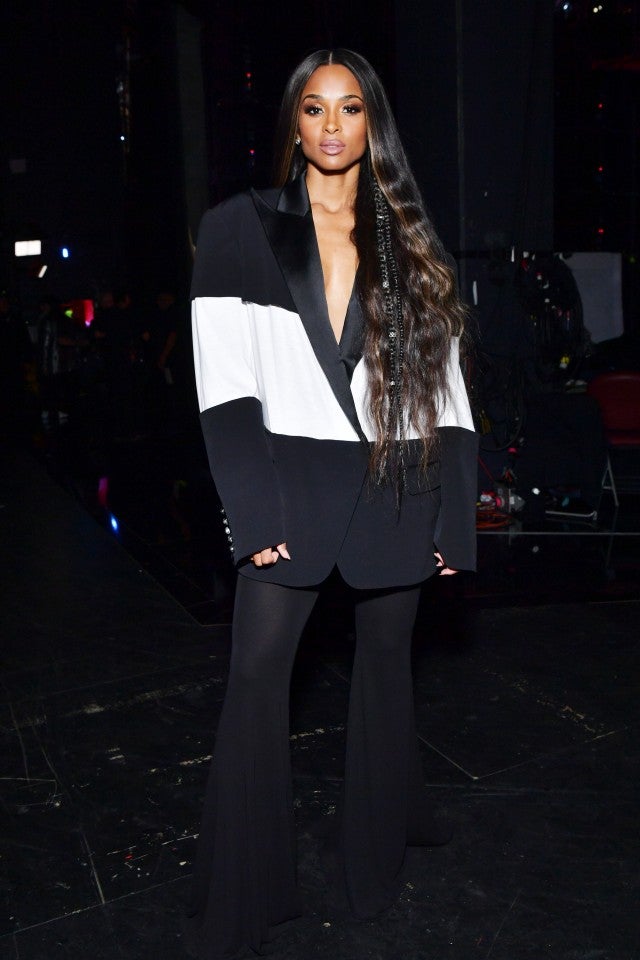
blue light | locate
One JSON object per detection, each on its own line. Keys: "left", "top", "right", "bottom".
{"left": 109, "top": 514, "right": 119, "bottom": 532}
{"left": 61, "top": 246, "right": 70, "bottom": 259}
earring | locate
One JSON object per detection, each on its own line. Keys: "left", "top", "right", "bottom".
{"left": 295, "top": 135, "right": 301, "bottom": 145}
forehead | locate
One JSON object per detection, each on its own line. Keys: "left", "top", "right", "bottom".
{"left": 301, "top": 64, "right": 363, "bottom": 99}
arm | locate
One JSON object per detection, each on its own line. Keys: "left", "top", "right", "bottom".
{"left": 192, "top": 204, "right": 286, "bottom": 564}
{"left": 433, "top": 337, "right": 479, "bottom": 572}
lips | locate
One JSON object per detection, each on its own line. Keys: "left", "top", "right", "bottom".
{"left": 320, "top": 139, "right": 345, "bottom": 155}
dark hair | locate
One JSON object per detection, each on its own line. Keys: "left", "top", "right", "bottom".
{"left": 274, "top": 49, "right": 467, "bottom": 483}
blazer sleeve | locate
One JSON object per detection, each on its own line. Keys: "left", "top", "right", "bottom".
{"left": 434, "top": 337, "right": 479, "bottom": 571}
{"left": 191, "top": 202, "right": 286, "bottom": 563}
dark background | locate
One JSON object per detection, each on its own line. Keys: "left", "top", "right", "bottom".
{"left": 1, "top": 17, "right": 639, "bottom": 956}
{"left": 2, "top": 0, "right": 638, "bottom": 327}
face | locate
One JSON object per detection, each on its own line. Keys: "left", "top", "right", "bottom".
{"left": 297, "top": 64, "right": 367, "bottom": 174}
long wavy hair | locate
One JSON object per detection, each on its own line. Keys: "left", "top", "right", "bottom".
{"left": 274, "top": 49, "right": 467, "bottom": 484}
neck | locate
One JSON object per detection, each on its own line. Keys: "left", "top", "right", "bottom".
{"left": 305, "top": 162, "right": 360, "bottom": 214}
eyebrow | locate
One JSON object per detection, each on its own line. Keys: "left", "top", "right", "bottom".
{"left": 301, "top": 93, "right": 364, "bottom": 101}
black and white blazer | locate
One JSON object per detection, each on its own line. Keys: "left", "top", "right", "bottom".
{"left": 191, "top": 173, "right": 478, "bottom": 589}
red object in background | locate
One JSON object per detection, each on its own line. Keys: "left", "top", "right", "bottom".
{"left": 592, "top": 55, "right": 640, "bottom": 73}
{"left": 587, "top": 371, "right": 640, "bottom": 507}
{"left": 97, "top": 476, "right": 109, "bottom": 508}
{"left": 61, "top": 298, "right": 94, "bottom": 326}
{"left": 588, "top": 372, "right": 640, "bottom": 445}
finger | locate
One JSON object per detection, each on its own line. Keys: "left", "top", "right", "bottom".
{"left": 439, "top": 568, "right": 459, "bottom": 576}
{"left": 276, "top": 543, "right": 291, "bottom": 560}
{"left": 251, "top": 548, "right": 273, "bottom": 567}
{"left": 260, "top": 548, "right": 278, "bottom": 565}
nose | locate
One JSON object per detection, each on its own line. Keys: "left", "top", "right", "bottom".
{"left": 324, "top": 108, "right": 340, "bottom": 134}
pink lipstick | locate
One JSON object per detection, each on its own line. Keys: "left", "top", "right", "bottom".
{"left": 320, "top": 139, "right": 345, "bottom": 155}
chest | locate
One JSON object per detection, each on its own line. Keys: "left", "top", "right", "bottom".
{"left": 312, "top": 210, "right": 358, "bottom": 344}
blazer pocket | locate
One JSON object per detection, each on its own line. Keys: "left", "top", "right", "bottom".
{"left": 404, "top": 459, "right": 441, "bottom": 495}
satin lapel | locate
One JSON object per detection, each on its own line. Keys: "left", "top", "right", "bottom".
{"left": 339, "top": 282, "right": 365, "bottom": 375}
{"left": 252, "top": 179, "right": 367, "bottom": 443}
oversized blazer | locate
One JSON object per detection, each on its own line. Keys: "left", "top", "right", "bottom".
{"left": 191, "top": 173, "right": 479, "bottom": 589}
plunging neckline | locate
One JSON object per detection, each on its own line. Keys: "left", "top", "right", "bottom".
{"left": 315, "top": 249, "right": 358, "bottom": 349}
{"left": 309, "top": 209, "right": 358, "bottom": 348}
{"left": 314, "top": 240, "right": 357, "bottom": 347}
{"left": 336, "top": 276, "right": 357, "bottom": 349}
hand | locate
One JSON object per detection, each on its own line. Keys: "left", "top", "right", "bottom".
{"left": 435, "top": 551, "right": 458, "bottom": 576}
{"left": 251, "top": 543, "right": 290, "bottom": 567}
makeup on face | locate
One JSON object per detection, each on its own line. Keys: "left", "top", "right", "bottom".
{"left": 297, "top": 65, "right": 367, "bottom": 170}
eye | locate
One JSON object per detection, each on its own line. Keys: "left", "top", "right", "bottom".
{"left": 343, "top": 104, "right": 363, "bottom": 114}
{"left": 303, "top": 104, "right": 323, "bottom": 116}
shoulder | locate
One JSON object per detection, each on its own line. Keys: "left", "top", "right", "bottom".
{"left": 192, "top": 189, "right": 279, "bottom": 299}
{"left": 193, "top": 192, "right": 263, "bottom": 270}
{"left": 251, "top": 185, "right": 281, "bottom": 208}
{"left": 196, "top": 190, "right": 254, "bottom": 237}
{"left": 195, "top": 185, "right": 286, "bottom": 249}
{"left": 199, "top": 184, "right": 283, "bottom": 226}
{"left": 191, "top": 196, "right": 249, "bottom": 298}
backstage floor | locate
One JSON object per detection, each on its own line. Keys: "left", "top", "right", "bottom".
{"left": 1, "top": 445, "right": 639, "bottom": 960}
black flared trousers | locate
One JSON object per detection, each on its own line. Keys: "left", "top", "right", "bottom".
{"left": 186, "top": 574, "right": 426, "bottom": 960}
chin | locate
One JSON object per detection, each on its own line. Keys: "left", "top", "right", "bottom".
{"left": 308, "top": 153, "right": 360, "bottom": 174}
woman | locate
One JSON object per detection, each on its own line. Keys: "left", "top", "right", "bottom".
{"left": 186, "top": 49, "right": 478, "bottom": 959}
